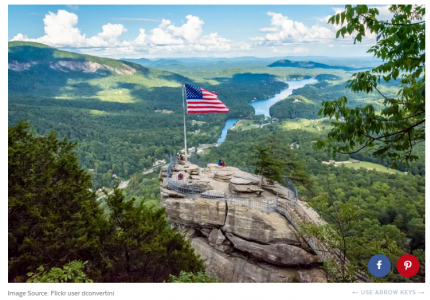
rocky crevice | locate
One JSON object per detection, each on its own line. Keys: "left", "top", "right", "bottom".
{"left": 159, "top": 162, "right": 326, "bottom": 283}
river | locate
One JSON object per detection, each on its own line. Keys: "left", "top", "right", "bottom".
{"left": 217, "top": 78, "right": 317, "bottom": 144}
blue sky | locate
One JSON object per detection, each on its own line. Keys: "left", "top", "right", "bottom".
{"left": 8, "top": 5, "right": 390, "bottom": 58}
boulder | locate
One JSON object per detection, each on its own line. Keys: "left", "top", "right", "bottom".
{"left": 213, "top": 171, "right": 235, "bottom": 182}
{"left": 190, "top": 238, "right": 324, "bottom": 283}
{"left": 226, "top": 233, "right": 320, "bottom": 266}
{"left": 161, "top": 165, "right": 168, "bottom": 172}
{"left": 180, "top": 228, "right": 198, "bottom": 241}
{"left": 233, "top": 173, "right": 261, "bottom": 185}
{"left": 229, "top": 183, "right": 264, "bottom": 195}
{"left": 160, "top": 178, "right": 168, "bottom": 188}
{"left": 182, "top": 180, "right": 213, "bottom": 190}
{"left": 160, "top": 187, "right": 185, "bottom": 198}
{"left": 230, "top": 177, "right": 252, "bottom": 185}
{"left": 191, "top": 175, "right": 201, "bottom": 180}
{"left": 164, "top": 198, "right": 227, "bottom": 227}
{"left": 262, "top": 183, "right": 296, "bottom": 200}
{"left": 199, "top": 228, "right": 212, "bottom": 237}
{"left": 297, "top": 269, "right": 327, "bottom": 283}
{"left": 173, "top": 163, "right": 200, "bottom": 175}
{"left": 222, "top": 203, "right": 300, "bottom": 245}
{"left": 208, "top": 228, "right": 226, "bottom": 245}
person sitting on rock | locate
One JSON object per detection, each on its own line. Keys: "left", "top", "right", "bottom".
{"left": 218, "top": 159, "right": 222, "bottom": 166}
{"left": 178, "top": 172, "right": 184, "bottom": 180}
{"left": 221, "top": 161, "right": 225, "bottom": 167}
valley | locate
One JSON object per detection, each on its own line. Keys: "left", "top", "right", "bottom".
{"left": 8, "top": 40, "right": 425, "bottom": 284}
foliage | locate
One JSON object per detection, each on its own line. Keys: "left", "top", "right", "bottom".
{"left": 8, "top": 122, "right": 205, "bottom": 283}
{"left": 317, "top": 5, "right": 425, "bottom": 164}
{"left": 198, "top": 122, "right": 424, "bottom": 282}
{"left": 9, "top": 42, "right": 288, "bottom": 189}
{"left": 8, "top": 121, "right": 107, "bottom": 282}
{"left": 169, "top": 271, "right": 221, "bottom": 283}
{"left": 27, "top": 261, "right": 93, "bottom": 283}
{"left": 251, "top": 136, "right": 311, "bottom": 188}
{"left": 100, "top": 189, "right": 204, "bottom": 282}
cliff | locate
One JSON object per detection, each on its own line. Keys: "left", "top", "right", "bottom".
{"left": 159, "top": 161, "right": 327, "bottom": 283}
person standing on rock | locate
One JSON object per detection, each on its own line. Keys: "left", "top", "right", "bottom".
{"left": 178, "top": 172, "right": 184, "bottom": 180}
{"left": 218, "top": 159, "right": 222, "bottom": 166}
{"left": 221, "top": 162, "right": 225, "bottom": 167}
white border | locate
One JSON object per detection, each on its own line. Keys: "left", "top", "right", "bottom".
{"left": 2, "top": 1, "right": 429, "bottom": 299}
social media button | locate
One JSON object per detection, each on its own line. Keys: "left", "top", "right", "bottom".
{"left": 397, "top": 254, "right": 420, "bottom": 277}
{"left": 368, "top": 254, "right": 391, "bottom": 277}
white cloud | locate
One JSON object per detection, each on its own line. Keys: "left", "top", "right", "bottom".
{"left": 264, "top": 12, "right": 334, "bottom": 43}
{"left": 259, "top": 27, "right": 278, "bottom": 32}
{"left": 166, "top": 15, "right": 204, "bottom": 42}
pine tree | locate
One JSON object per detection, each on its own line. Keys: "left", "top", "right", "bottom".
{"left": 101, "top": 189, "right": 204, "bottom": 282}
{"left": 8, "top": 121, "right": 107, "bottom": 282}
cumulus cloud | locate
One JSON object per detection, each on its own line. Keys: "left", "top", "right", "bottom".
{"left": 11, "top": 10, "right": 247, "bottom": 57}
{"left": 259, "top": 27, "right": 279, "bottom": 32}
{"left": 264, "top": 12, "right": 334, "bottom": 43}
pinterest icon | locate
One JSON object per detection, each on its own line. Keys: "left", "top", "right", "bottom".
{"left": 397, "top": 254, "right": 420, "bottom": 277}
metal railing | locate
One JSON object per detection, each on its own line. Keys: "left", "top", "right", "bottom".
{"left": 165, "top": 155, "right": 366, "bottom": 279}
{"left": 167, "top": 155, "right": 336, "bottom": 260}
{"left": 227, "top": 197, "right": 277, "bottom": 213}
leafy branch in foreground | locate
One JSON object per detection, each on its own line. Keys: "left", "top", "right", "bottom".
{"left": 27, "top": 261, "right": 93, "bottom": 283}
{"left": 169, "top": 271, "right": 221, "bottom": 283}
{"left": 316, "top": 5, "right": 425, "bottom": 166}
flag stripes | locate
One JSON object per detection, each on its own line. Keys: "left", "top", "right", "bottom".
{"left": 185, "top": 83, "right": 229, "bottom": 113}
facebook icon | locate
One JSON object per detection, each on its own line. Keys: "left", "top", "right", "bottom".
{"left": 368, "top": 254, "right": 391, "bottom": 277}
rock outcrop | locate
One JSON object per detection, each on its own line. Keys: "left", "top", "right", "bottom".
{"left": 222, "top": 203, "right": 300, "bottom": 245}
{"left": 163, "top": 198, "right": 226, "bottom": 227}
{"left": 159, "top": 161, "right": 325, "bottom": 283}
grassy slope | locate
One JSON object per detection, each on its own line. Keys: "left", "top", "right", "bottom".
{"left": 341, "top": 161, "right": 404, "bottom": 174}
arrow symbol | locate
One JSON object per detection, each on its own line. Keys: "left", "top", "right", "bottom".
{"left": 352, "top": 292, "right": 358, "bottom": 294}
{"left": 418, "top": 292, "right": 424, "bottom": 294}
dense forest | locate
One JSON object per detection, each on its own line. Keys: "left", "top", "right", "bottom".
{"left": 194, "top": 123, "right": 425, "bottom": 282}
{"left": 8, "top": 17, "right": 425, "bottom": 283}
{"left": 8, "top": 41, "right": 286, "bottom": 188}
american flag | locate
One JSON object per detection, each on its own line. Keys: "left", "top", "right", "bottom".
{"left": 185, "top": 83, "right": 229, "bottom": 113}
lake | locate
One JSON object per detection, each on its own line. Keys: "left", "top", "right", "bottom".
{"left": 217, "top": 78, "right": 317, "bottom": 144}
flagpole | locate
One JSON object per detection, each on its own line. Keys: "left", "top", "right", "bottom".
{"left": 182, "top": 82, "right": 188, "bottom": 162}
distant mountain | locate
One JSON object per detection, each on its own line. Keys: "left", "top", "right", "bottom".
{"left": 8, "top": 41, "right": 152, "bottom": 75}
{"left": 268, "top": 59, "right": 370, "bottom": 71}
{"left": 121, "top": 58, "right": 183, "bottom": 67}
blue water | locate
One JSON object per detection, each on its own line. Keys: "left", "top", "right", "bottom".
{"left": 249, "top": 78, "right": 317, "bottom": 117}
{"left": 217, "top": 78, "right": 317, "bottom": 144}
{"left": 217, "top": 118, "right": 238, "bottom": 144}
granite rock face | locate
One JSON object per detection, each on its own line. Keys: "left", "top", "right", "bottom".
{"left": 163, "top": 198, "right": 227, "bottom": 227}
{"left": 160, "top": 161, "right": 325, "bottom": 283}
{"left": 226, "top": 233, "right": 320, "bottom": 266}
{"left": 222, "top": 203, "right": 301, "bottom": 245}
{"left": 191, "top": 238, "right": 324, "bottom": 283}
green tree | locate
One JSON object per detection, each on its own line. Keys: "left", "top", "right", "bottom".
{"left": 27, "top": 261, "right": 93, "bottom": 283}
{"left": 317, "top": 5, "right": 425, "bottom": 165}
{"left": 101, "top": 189, "right": 204, "bottom": 282}
{"left": 169, "top": 271, "right": 221, "bottom": 283}
{"left": 8, "top": 121, "right": 106, "bottom": 282}
{"left": 251, "top": 136, "right": 311, "bottom": 188}
{"left": 252, "top": 143, "right": 284, "bottom": 187}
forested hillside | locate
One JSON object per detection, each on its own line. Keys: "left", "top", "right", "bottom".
{"left": 8, "top": 42, "right": 286, "bottom": 189}
{"left": 268, "top": 59, "right": 370, "bottom": 71}
{"left": 193, "top": 121, "right": 425, "bottom": 282}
